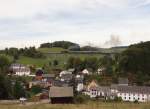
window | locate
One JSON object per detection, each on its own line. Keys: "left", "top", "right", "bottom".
{"left": 129, "top": 97, "right": 131, "bottom": 100}
{"left": 124, "top": 97, "right": 126, "bottom": 100}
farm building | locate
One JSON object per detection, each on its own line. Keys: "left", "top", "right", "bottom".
{"left": 85, "top": 80, "right": 150, "bottom": 102}
{"left": 49, "top": 86, "right": 74, "bottom": 104}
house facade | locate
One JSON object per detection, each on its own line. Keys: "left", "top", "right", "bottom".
{"left": 59, "top": 69, "right": 74, "bottom": 77}
{"left": 85, "top": 81, "right": 111, "bottom": 98}
{"left": 10, "top": 63, "right": 31, "bottom": 76}
{"left": 96, "top": 67, "right": 106, "bottom": 75}
{"left": 82, "top": 69, "right": 90, "bottom": 75}
{"left": 115, "top": 86, "right": 150, "bottom": 102}
{"left": 75, "top": 75, "right": 84, "bottom": 92}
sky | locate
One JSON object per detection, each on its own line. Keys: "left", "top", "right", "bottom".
{"left": 0, "top": 0, "right": 150, "bottom": 49}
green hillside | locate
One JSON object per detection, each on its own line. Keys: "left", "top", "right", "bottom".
{"left": 16, "top": 53, "right": 104, "bottom": 68}
{"left": 16, "top": 56, "right": 49, "bottom": 67}
{"left": 38, "top": 47, "right": 68, "bottom": 53}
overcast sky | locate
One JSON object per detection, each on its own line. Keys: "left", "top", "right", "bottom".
{"left": 0, "top": 0, "right": 150, "bottom": 49}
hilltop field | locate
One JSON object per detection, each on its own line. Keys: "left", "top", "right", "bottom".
{"left": 16, "top": 54, "right": 104, "bottom": 68}
{"left": 0, "top": 102, "right": 149, "bottom": 109}
{"left": 16, "top": 47, "right": 125, "bottom": 68}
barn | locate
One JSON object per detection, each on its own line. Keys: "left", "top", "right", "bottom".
{"left": 49, "top": 86, "right": 74, "bottom": 104}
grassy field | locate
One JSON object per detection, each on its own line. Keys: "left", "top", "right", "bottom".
{"left": 16, "top": 56, "right": 49, "bottom": 68}
{"left": 38, "top": 47, "right": 127, "bottom": 54}
{"left": 17, "top": 53, "right": 104, "bottom": 68}
{"left": 0, "top": 102, "right": 149, "bottom": 109}
{"left": 38, "top": 47, "right": 67, "bottom": 53}
{"left": 15, "top": 47, "right": 125, "bottom": 68}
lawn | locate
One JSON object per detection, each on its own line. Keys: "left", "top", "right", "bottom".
{"left": 38, "top": 47, "right": 68, "bottom": 53}
{"left": 17, "top": 54, "right": 104, "bottom": 68}
{"left": 16, "top": 56, "right": 49, "bottom": 68}
{"left": 0, "top": 102, "right": 149, "bottom": 109}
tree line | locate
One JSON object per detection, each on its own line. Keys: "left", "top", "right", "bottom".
{"left": 118, "top": 41, "right": 150, "bottom": 85}
{"left": 3, "top": 47, "right": 45, "bottom": 60}
{"left": 40, "top": 41, "right": 78, "bottom": 49}
{"left": 0, "top": 55, "right": 27, "bottom": 99}
{"left": 40, "top": 41, "right": 100, "bottom": 51}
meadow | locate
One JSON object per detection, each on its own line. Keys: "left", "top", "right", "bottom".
{"left": 2, "top": 47, "right": 124, "bottom": 68}
{"left": 0, "top": 102, "right": 149, "bottom": 109}
{"left": 38, "top": 47, "right": 68, "bottom": 53}
{"left": 17, "top": 53, "right": 104, "bottom": 68}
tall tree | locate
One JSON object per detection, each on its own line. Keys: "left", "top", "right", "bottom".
{"left": 13, "top": 81, "right": 26, "bottom": 99}
{"left": 0, "top": 55, "right": 10, "bottom": 74}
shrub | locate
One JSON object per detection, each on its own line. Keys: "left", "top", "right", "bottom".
{"left": 134, "top": 100, "right": 139, "bottom": 104}
{"left": 31, "top": 85, "right": 42, "bottom": 95}
{"left": 74, "top": 94, "right": 90, "bottom": 104}
{"left": 114, "top": 97, "right": 122, "bottom": 102}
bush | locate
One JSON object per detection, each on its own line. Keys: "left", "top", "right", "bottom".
{"left": 31, "top": 85, "right": 42, "bottom": 95}
{"left": 74, "top": 94, "right": 90, "bottom": 104}
{"left": 114, "top": 97, "right": 122, "bottom": 102}
{"left": 134, "top": 100, "right": 139, "bottom": 104}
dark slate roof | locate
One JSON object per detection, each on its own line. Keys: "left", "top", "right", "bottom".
{"left": 98, "top": 86, "right": 111, "bottom": 92}
{"left": 89, "top": 86, "right": 110, "bottom": 92}
{"left": 52, "top": 80, "right": 63, "bottom": 86}
{"left": 61, "top": 74, "right": 73, "bottom": 80}
{"left": 118, "top": 78, "right": 128, "bottom": 85}
{"left": 117, "top": 86, "right": 150, "bottom": 94}
{"left": 13, "top": 68, "right": 30, "bottom": 72}
{"left": 49, "top": 86, "right": 74, "bottom": 97}
{"left": 43, "top": 74, "right": 55, "bottom": 78}
{"left": 75, "top": 76, "right": 84, "bottom": 83}
{"left": 52, "top": 80, "right": 69, "bottom": 87}
{"left": 10, "top": 63, "right": 30, "bottom": 73}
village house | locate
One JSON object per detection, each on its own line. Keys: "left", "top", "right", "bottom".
{"left": 30, "top": 70, "right": 56, "bottom": 89}
{"left": 42, "top": 74, "right": 55, "bottom": 82}
{"left": 75, "top": 75, "right": 84, "bottom": 92}
{"left": 96, "top": 67, "right": 106, "bottom": 75}
{"left": 59, "top": 69, "right": 75, "bottom": 77}
{"left": 49, "top": 86, "right": 74, "bottom": 104}
{"left": 29, "top": 81, "right": 52, "bottom": 89}
{"left": 34, "top": 69, "right": 44, "bottom": 81}
{"left": 52, "top": 80, "right": 66, "bottom": 87}
{"left": 9, "top": 63, "right": 31, "bottom": 76}
{"left": 85, "top": 80, "right": 111, "bottom": 99}
{"left": 82, "top": 69, "right": 92, "bottom": 75}
{"left": 60, "top": 73, "right": 73, "bottom": 83}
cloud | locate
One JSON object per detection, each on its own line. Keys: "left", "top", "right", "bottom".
{"left": 1, "top": 0, "right": 150, "bottom": 18}
{"left": 104, "top": 35, "right": 122, "bottom": 47}
{"left": 0, "top": 0, "right": 150, "bottom": 49}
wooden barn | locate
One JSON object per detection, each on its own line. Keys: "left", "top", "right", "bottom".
{"left": 49, "top": 86, "right": 74, "bottom": 104}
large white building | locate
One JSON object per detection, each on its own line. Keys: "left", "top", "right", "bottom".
{"left": 85, "top": 81, "right": 150, "bottom": 102}
{"left": 10, "top": 63, "right": 31, "bottom": 76}
{"left": 115, "top": 86, "right": 150, "bottom": 102}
